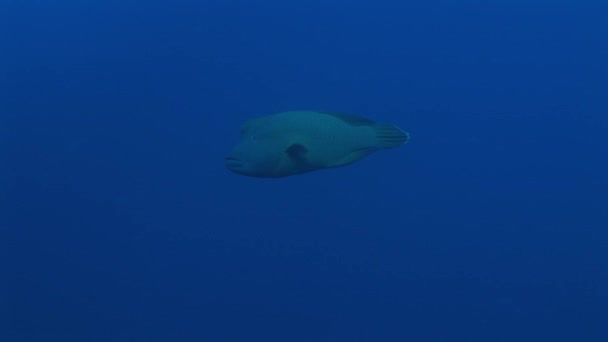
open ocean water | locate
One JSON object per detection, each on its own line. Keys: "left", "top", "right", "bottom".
{"left": 2, "top": 0, "right": 607, "bottom": 341}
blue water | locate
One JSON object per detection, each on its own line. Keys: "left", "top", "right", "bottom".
{"left": 2, "top": 1, "right": 607, "bottom": 341}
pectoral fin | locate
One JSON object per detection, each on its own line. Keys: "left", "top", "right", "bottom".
{"left": 285, "top": 143, "right": 308, "bottom": 161}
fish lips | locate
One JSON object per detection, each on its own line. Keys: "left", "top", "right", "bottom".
{"left": 225, "top": 157, "right": 246, "bottom": 171}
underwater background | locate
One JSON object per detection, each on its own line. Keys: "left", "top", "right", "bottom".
{"left": 2, "top": 0, "right": 607, "bottom": 341}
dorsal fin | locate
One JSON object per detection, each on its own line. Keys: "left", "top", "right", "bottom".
{"left": 320, "top": 112, "right": 375, "bottom": 126}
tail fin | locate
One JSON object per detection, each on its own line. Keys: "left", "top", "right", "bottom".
{"left": 372, "top": 124, "right": 410, "bottom": 148}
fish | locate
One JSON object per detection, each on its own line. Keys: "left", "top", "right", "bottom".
{"left": 225, "top": 110, "right": 410, "bottom": 178}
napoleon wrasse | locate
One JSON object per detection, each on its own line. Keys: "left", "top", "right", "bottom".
{"left": 226, "top": 111, "right": 410, "bottom": 178}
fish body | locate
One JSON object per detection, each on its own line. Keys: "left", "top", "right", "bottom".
{"left": 226, "top": 111, "right": 409, "bottom": 178}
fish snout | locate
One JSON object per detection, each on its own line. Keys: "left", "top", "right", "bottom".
{"left": 225, "top": 156, "right": 245, "bottom": 171}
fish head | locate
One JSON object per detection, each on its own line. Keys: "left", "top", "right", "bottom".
{"left": 225, "top": 127, "right": 289, "bottom": 178}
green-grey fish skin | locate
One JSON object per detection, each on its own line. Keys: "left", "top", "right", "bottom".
{"left": 225, "top": 111, "right": 410, "bottom": 178}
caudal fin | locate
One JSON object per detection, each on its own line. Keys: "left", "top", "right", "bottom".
{"left": 372, "top": 124, "right": 410, "bottom": 148}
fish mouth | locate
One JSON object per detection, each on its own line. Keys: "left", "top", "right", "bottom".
{"left": 225, "top": 157, "right": 245, "bottom": 170}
